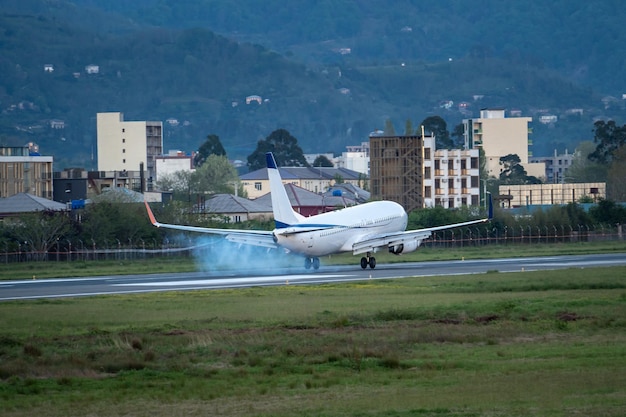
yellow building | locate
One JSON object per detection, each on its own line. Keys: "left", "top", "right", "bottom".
{"left": 498, "top": 183, "right": 606, "bottom": 207}
{"left": 0, "top": 146, "right": 53, "bottom": 199}
{"left": 96, "top": 112, "right": 163, "bottom": 183}
{"left": 463, "top": 108, "right": 545, "bottom": 179}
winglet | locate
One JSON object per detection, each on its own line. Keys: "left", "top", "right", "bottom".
{"left": 144, "top": 200, "right": 160, "bottom": 227}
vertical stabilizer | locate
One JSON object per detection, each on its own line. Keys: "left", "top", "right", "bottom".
{"left": 266, "top": 153, "right": 305, "bottom": 228}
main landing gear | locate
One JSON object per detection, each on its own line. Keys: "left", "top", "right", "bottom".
{"left": 304, "top": 257, "right": 320, "bottom": 270}
{"left": 360, "top": 253, "right": 376, "bottom": 269}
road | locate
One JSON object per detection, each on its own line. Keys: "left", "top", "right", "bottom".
{"left": 1, "top": 253, "right": 625, "bottom": 301}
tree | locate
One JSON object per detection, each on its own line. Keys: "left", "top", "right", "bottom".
{"left": 194, "top": 134, "right": 227, "bottom": 167}
{"left": 420, "top": 115, "right": 453, "bottom": 149}
{"left": 9, "top": 211, "right": 72, "bottom": 260}
{"left": 499, "top": 154, "right": 541, "bottom": 185}
{"left": 156, "top": 170, "right": 195, "bottom": 200}
{"left": 589, "top": 120, "right": 626, "bottom": 164}
{"left": 589, "top": 198, "right": 626, "bottom": 225}
{"left": 247, "top": 129, "right": 309, "bottom": 171}
{"left": 383, "top": 119, "right": 396, "bottom": 136}
{"left": 404, "top": 119, "right": 414, "bottom": 135}
{"left": 565, "top": 141, "right": 608, "bottom": 183}
{"left": 312, "top": 155, "right": 333, "bottom": 167}
{"left": 451, "top": 123, "right": 465, "bottom": 148}
{"left": 192, "top": 154, "right": 239, "bottom": 196}
{"left": 607, "top": 145, "right": 626, "bottom": 201}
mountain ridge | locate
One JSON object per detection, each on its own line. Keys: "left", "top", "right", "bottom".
{"left": 1, "top": 0, "right": 624, "bottom": 169}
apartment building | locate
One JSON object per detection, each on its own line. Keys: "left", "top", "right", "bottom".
{"left": 154, "top": 151, "right": 195, "bottom": 183}
{"left": 463, "top": 108, "right": 544, "bottom": 179}
{"left": 96, "top": 112, "right": 163, "bottom": 185}
{"left": 530, "top": 149, "right": 574, "bottom": 183}
{"left": 0, "top": 145, "right": 53, "bottom": 199}
{"left": 369, "top": 134, "right": 480, "bottom": 212}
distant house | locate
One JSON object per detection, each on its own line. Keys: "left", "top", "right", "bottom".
{"left": 565, "top": 108, "right": 584, "bottom": 116}
{"left": 539, "top": 115, "right": 558, "bottom": 124}
{"left": 85, "top": 64, "right": 99, "bottom": 74}
{"left": 199, "top": 194, "right": 272, "bottom": 223}
{"left": 241, "top": 166, "right": 364, "bottom": 199}
{"left": 439, "top": 100, "right": 454, "bottom": 109}
{"left": 49, "top": 119, "right": 65, "bottom": 129}
{"left": 246, "top": 95, "right": 262, "bottom": 104}
{"left": 0, "top": 193, "right": 67, "bottom": 219}
{"left": 255, "top": 183, "right": 355, "bottom": 217}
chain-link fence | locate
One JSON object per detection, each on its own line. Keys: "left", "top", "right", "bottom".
{"left": 424, "top": 223, "right": 624, "bottom": 248}
{"left": 2, "top": 224, "right": 624, "bottom": 263}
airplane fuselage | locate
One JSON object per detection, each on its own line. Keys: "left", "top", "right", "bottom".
{"left": 273, "top": 200, "right": 408, "bottom": 257}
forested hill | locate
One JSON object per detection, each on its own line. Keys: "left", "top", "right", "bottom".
{"left": 1, "top": 0, "right": 625, "bottom": 169}
{"left": 67, "top": 0, "right": 626, "bottom": 95}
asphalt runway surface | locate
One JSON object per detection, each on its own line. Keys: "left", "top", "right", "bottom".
{"left": 1, "top": 253, "right": 625, "bottom": 301}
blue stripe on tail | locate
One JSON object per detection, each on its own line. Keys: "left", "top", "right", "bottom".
{"left": 266, "top": 152, "right": 278, "bottom": 169}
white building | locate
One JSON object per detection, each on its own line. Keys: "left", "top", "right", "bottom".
{"left": 337, "top": 142, "right": 370, "bottom": 176}
{"left": 423, "top": 137, "right": 480, "bottom": 208}
{"left": 154, "top": 151, "right": 194, "bottom": 182}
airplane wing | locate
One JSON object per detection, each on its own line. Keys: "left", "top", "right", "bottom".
{"left": 145, "top": 201, "right": 278, "bottom": 249}
{"left": 352, "top": 194, "right": 493, "bottom": 255}
{"left": 351, "top": 217, "right": 490, "bottom": 255}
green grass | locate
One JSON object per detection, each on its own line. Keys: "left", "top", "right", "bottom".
{"left": 1, "top": 266, "right": 626, "bottom": 416}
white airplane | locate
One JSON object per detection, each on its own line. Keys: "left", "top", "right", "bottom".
{"left": 145, "top": 152, "right": 492, "bottom": 270}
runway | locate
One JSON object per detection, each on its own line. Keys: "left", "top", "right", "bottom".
{"left": 1, "top": 253, "right": 625, "bottom": 301}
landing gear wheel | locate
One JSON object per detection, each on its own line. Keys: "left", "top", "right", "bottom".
{"left": 369, "top": 257, "right": 376, "bottom": 269}
{"left": 312, "top": 257, "right": 320, "bottom": 270}
{"left": 360, "top": 257, "right": 368, "bottom": 269}
{"left": 305, "top": 257, "right": 320, "bottom": 270}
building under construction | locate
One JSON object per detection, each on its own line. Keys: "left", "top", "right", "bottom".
{"left": 370, "top": 133, "right": 481, "bottom": 212}
{"left": 369, "top": 134, "right": 425, "bottom": 212}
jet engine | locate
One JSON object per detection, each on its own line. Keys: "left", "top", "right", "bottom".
{"left": 388, "top": 240, "right": 420, "bottom": 255}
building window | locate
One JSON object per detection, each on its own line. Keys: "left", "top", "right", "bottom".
{"left": 424, "top": 148, "right": 431, "bottom": 159}
{"left": 471, "top": 157, "right": 478, "bottom": 169}
{"left": 424, "top": 167, "right": 431, "bottom": 179}
{"left": 254, "top": 182, "right": 262, "bottom": 191}
{"left": 122, "top": 138, "right": 125, "bottom": 143}
{"left": 123, "top": 159, "right": 126, "bottom": 164}
{"left": 424, "top": 186, "right": 431, "bottom": 198}
{"left": 122, "top": 149, "right": 126, "bottom": 153}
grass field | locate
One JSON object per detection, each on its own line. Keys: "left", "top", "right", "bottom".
{"left": 1, "top": 262, "right": 625, "bottom": 416}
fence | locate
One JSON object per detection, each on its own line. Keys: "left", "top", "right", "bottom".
{"left": 2, "top": 224, "right": 624, "bottom": 263}
{"left": 423, "top": 223, "right": 624, "bottom": 249}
